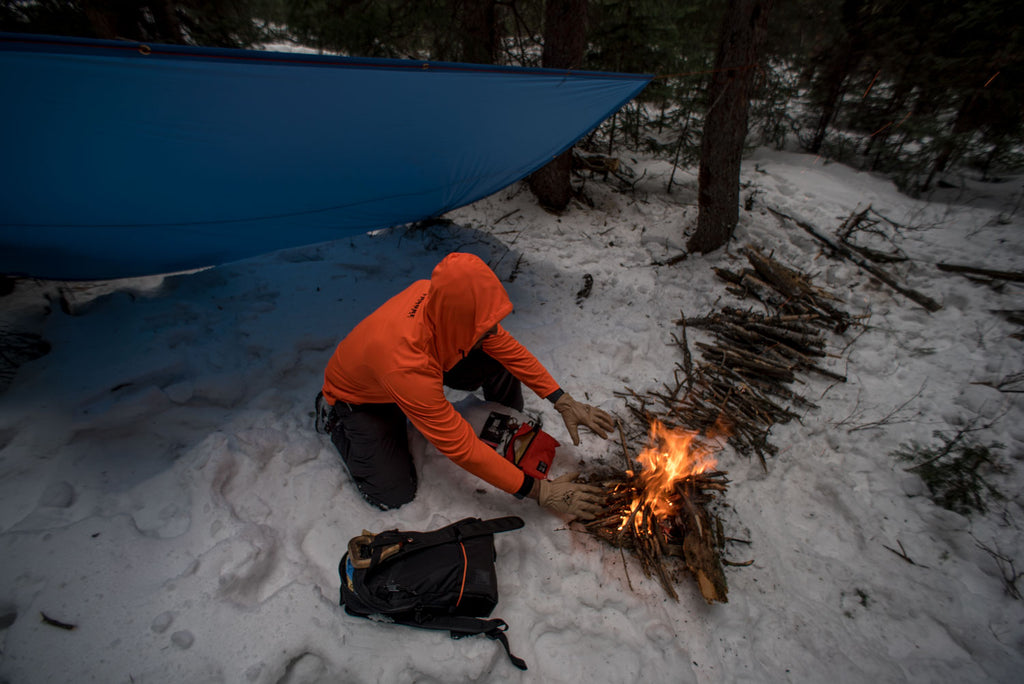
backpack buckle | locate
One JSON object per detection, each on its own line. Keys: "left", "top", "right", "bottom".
{"left": 348, "top": 533, "right": 402, "bottom": 569}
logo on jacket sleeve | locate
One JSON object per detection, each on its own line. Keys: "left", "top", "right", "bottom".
{"left": 408, "top": 293, "right": 427, "bottom": 318}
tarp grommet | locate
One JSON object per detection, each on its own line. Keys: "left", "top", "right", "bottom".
{"left": 138, "top": 44, "right": 151, "bottom": 55}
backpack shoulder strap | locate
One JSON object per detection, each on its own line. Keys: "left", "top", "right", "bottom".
{"left": 398, "top": 614, "right": 527, "bottom": 671}
{"left": 449, "top": 516, "right": 524, "bottom": 541}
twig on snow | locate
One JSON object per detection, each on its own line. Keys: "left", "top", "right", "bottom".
{"left": 882, "top": 539, "right": 928, "bottom": 568}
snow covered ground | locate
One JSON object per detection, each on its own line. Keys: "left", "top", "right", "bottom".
{"left": 1, "top": 149, "right": 1022, "bottom": 683}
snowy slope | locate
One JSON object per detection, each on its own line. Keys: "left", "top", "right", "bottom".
{"left": 1, "top": 149, "right": 1022, "bottom": 683}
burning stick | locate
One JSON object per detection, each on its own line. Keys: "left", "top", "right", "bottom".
{"left": 584, "top": 421, "right": 732, "bottom": 603}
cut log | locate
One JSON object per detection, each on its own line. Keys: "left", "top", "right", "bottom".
{"left": 744, "top": 246, "right": 814, "bottom": 299}
{"left": 677, "top": 480, "right": 728, "bottom": 603}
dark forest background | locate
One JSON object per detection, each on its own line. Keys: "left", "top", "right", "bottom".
{"left": 3, "top": 0, "right": 1021, "bottom": 200}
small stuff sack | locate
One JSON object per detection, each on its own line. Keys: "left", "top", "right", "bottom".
{"left": 339, "top": 516, "right": 527, "bottom": 670}
{"left": 479, "top": 411, "right": 559, "bottom": 480}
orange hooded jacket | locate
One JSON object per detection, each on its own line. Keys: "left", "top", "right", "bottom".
{"left": 322, "top": 252, "right": 560, "bottom": 494}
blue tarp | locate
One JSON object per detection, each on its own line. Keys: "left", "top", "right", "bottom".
{"left": 0, "top": 32, "right": 650, "bottom": 280}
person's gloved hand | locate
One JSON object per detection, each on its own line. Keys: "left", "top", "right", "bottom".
{"left": 536, "top": 472, "right": 605, "bottom": 520}
{"left": 554, "top": 392, "right": 615, "bottom": 445}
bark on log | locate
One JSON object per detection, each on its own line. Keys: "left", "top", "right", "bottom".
{"left": 678, "top": 481, "right": 728, "bottom": 603}
{"left": 744, "top": 246, "right": 813, "bottom": 299}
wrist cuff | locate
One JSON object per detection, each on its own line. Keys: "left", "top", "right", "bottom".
{"left": 546, "top": 388, "right": 565, "bottom": 404}
{"left": 514, "top": 474, "right": 535, "bottom": 499}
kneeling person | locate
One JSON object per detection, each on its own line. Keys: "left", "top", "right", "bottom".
{"left": 317, "top": 252, "right": 614, "bottom": 519}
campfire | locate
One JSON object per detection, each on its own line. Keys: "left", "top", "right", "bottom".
{"left": 586, "top": 420, "right": 734, "bottom": 603}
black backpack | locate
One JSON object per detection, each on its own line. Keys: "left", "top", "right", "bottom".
{"left": 339, "top": 516, "right": 527, "bottom": 670}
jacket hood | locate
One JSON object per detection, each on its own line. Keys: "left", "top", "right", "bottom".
{"left": 424, "top": 252, "right": 513, "bottom": 371}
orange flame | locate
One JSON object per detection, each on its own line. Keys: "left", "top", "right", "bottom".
{"left": 621, "top": 419, "right": 727, "bottom": 526}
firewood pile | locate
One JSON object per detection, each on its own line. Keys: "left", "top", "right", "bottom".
{"left": 618, "top": 246, "right": 853, "bottom": 469}
{"left": 585, "top": 247, "right": 855, "bottom": 603}
{"left": 715, "top": 246, "right": 852, "bottom": 333}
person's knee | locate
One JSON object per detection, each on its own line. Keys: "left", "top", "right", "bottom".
{"left": 357, "top": 473, "right": 417, "bottom": 510}
{"left": 330, "top": 404, "right": 418, "bottom": 509}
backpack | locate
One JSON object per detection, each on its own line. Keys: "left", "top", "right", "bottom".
{"left": 339, "top": 516, "right": 527, "bottom": 670}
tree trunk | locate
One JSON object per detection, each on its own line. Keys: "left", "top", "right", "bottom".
{"left": 688, "top": 0, "right": 774, "bottom": 254}
{"left": 528, "top": 0, "right": 588, "bottom": 212}
{"left": 808, "top": 44, "right": 859, "bottom": 154}
{"left": 79, "top": 0, "right": 132, "bottom": 39}
{"left": 808, "top": 0, "right": 866, "bottom": 154}
{"left": 922, "top": 90, "right": 980, "bottom": 192}
{"left": 866, "top": 60, "right": 916, "bottom": 167}
{"left": 150, "top": 0, "right": 185, "bottom": 44}
{"left": 460, "top": 0, "right": 499, "bottom": 64}
{"left": 808, "top": 44, "right": 858, "bottom": 154}
{"left": 80, "top": 0, "right": 184, "bottom": 43}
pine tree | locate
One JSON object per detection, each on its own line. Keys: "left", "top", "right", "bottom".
{"left": 459, "top": 0, "right": 501, "bottom": 64}
{"left": 688, "top": 0, "right": 775, "bottom": 254}
{"left": 527, "top": 0, "right": 589, "bottom": 211}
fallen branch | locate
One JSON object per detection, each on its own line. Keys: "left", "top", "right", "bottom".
{"left": 882, "top": 539, "right": 928, "bottom": 568}
{"left": 573, "top": 152, "right": 620, "bottom": 175}
{"left": 936, "top": 263, "right": 1024, "bottom": 283}
{"left": 846, "top": 381, "right": 927, "bottom": 433}
{"left": 767, "top": 206, "right": 942, "bottom": 313}
{"left": 972, "top": 370, "right": 1024, "bottom": 394}
{"left": 844, "top": 242, "right": 908, "bottom": 264}
{"left": 40, "top": 612, "right": 77, "bottom": 631}
{"left": 617, "top": 420, "right": 634, "bottom": 471}
{"left": 652, "top": 253, "right": 689, "bottom": 267}
{"left": 837, "top": 205, "right": 909, "bottom": 264}
{"left": 976, "top": 540, "right": 1023, "bottom": 600}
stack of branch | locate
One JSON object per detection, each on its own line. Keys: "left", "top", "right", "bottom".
{"left": 585, "top": 468, "right": 733, "bottom": 603}
{"left": 616, "top": 247, "right": 851, "bottom": 469}
{"left": 714, "top": 246, "right": 852, "bottom": 332}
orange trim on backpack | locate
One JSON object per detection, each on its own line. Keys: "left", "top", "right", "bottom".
{"left": 455, "top": 542, "right": 468, "bottom": 608}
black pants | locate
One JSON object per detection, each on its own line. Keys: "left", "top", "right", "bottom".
{"left": 327, "top": 350, "right": 522, "bottom": 510}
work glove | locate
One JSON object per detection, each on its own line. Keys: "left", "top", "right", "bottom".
{"left": 537, "top": 472, "right": 605, "bottom": 521}
{"left": 554, "top": 392, "right": 615, "bottom": 446}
